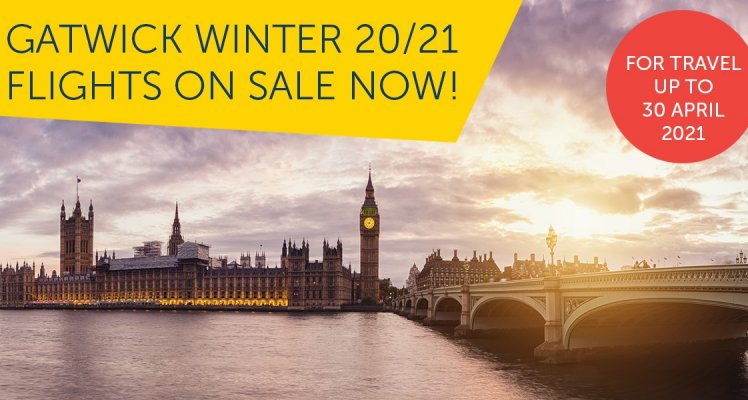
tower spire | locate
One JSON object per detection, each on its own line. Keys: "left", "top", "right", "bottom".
{"left": 173, "top": 202, "right": 180, "bottom": 227}
{"left": 366, "top": 165, "right": 374, "bottom": 198}
{"left": 167, "top": 202, "right": 184, "bottom": 256}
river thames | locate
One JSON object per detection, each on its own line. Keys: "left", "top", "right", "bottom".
{"left": 0, "top": 310, "right": 745, "bottom": 399}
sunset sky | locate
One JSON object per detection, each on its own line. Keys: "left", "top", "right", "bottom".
{"left": 1, "top": 1, "right": 746, "bottom": 286}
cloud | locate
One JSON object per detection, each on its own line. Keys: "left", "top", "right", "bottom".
{"left": 35, "top": 251, "right": 58, "bottom": 259}
{"left": 493, "top": 0, "right": 748, "bottom": 131}
{"left": 1, "top": 1, "right": 747, "bottom": 285}
{"left": 472, "top": 168, "right": 657, "bottom": 214}
{"left": 644, "top": 188, "right": 702, "bottom": 210}
{"left": 646, "top": 212, "right": 733, "bottom": 237}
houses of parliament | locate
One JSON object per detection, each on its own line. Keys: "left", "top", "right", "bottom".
{"left": 0, "top": 172, "right": 381, "bottom": 310}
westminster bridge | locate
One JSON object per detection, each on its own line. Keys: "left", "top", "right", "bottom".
{"left": 391, "top": 265, "right": 748, "bottom": 363}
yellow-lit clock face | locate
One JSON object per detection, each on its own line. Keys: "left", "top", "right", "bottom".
{"left": 363, "top": 217, "right": 375, "bottom": 229}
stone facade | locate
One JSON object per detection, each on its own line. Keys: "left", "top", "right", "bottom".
{"left": 0, "top": 262, "right": 36, "bottom": 305}
{"left": 94, "top": 242, "right": 288, "bottom": 306}
{"left": 35, "top": 273, "right": 95, "bottom": 303}
{"left": 509, "top": 253, "right": 548, "bottom": 280}
{"left": 416, "top": 249, "right": 500, "bottom": 290}
{"left": 359, "top": 169, "right": 380, "bottom": 301}
{"left": 60, "top": 199, "right": 94, "bottom": 276}
{"left": 557, "top": 255, "right": 608, "bottom": 275}
{"left": 508, "top": 253, "right": 608, "bottom": 279}
{"left": 283, "top": 239, "right": 352, "bottom": 310}
{"left": 4, "top": 244, "right": 288, "bottom": 307}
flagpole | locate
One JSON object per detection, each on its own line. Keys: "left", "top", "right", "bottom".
{"left": 76, "top": 176, "right": 79, "bottom": 201}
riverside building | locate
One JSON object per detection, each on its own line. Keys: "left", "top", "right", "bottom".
{"left": 0, "top": 173, "right": 379, "bottom": 310}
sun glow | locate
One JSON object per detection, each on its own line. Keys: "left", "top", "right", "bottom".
{"left": 494, "top": 194, "right": 648, "bottom": 239}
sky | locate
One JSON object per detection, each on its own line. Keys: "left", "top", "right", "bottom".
{"left": 1, "top": 1, "right": 747, "bottom": 286}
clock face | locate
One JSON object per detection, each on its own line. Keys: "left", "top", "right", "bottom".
{"left": 363, "top": 217, "right": 375, "bottom": 229}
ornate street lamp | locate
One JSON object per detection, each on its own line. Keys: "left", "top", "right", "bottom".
{"left": 737, "top": 250, "right": 747, "bottom": 265}
{"left": 546, "top": 225, "right": 557, "bottom": 276}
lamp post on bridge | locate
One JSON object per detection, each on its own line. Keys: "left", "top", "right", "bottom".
{"left": 737, "top": 250, "right": 747, "bottom": 265}
{"left": 546, "top": 225, "right": 557, "bottom": 276}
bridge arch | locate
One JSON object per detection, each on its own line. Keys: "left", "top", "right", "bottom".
{"left": 563, "top": 292, "right": 748, "bottom": 349}
{"left": 471, "top": 295, "right": 546, "bottom": 332}
{"left": 433, "top": 296, "right": 462, "bottom": 323}
{"left": 415, "top": 297, "right": 429, "bottom": 318}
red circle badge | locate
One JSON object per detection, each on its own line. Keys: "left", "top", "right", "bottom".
{"left": 607, "top": 10, "right": 748, "bottom": 163}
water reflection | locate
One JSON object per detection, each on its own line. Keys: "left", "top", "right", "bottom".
{"left": 0, "top": 310, "right": 745, "bottom": 400}
{"left": 438, "top": 323, "right": 748, "bottom": 400}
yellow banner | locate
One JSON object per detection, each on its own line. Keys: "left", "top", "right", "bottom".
{"left": 0, "top": 1, "right": 522, "bottom": 141}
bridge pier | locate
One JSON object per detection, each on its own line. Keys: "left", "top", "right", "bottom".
{"left": 421, "top": 291, "right": 435, "bottom": 325}
{"left": 406, "top": 296, "right": 418, "bottom": 320}
{"left": 454, "top": 284, "right": 473, "bottom": 337}
{"left": 533, "top": 277, "right": 574, "bottom": 363}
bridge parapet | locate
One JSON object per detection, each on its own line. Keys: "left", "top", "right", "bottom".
{"left": 558, "top": 265, "right": 748, "bottom": 292}
{"left": 470, "top": 279, "right": 545, "bottom": 291}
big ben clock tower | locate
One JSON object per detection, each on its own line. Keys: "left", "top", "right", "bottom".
{"left": 360, "top": 167, "right": 380, "bottom": 302}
